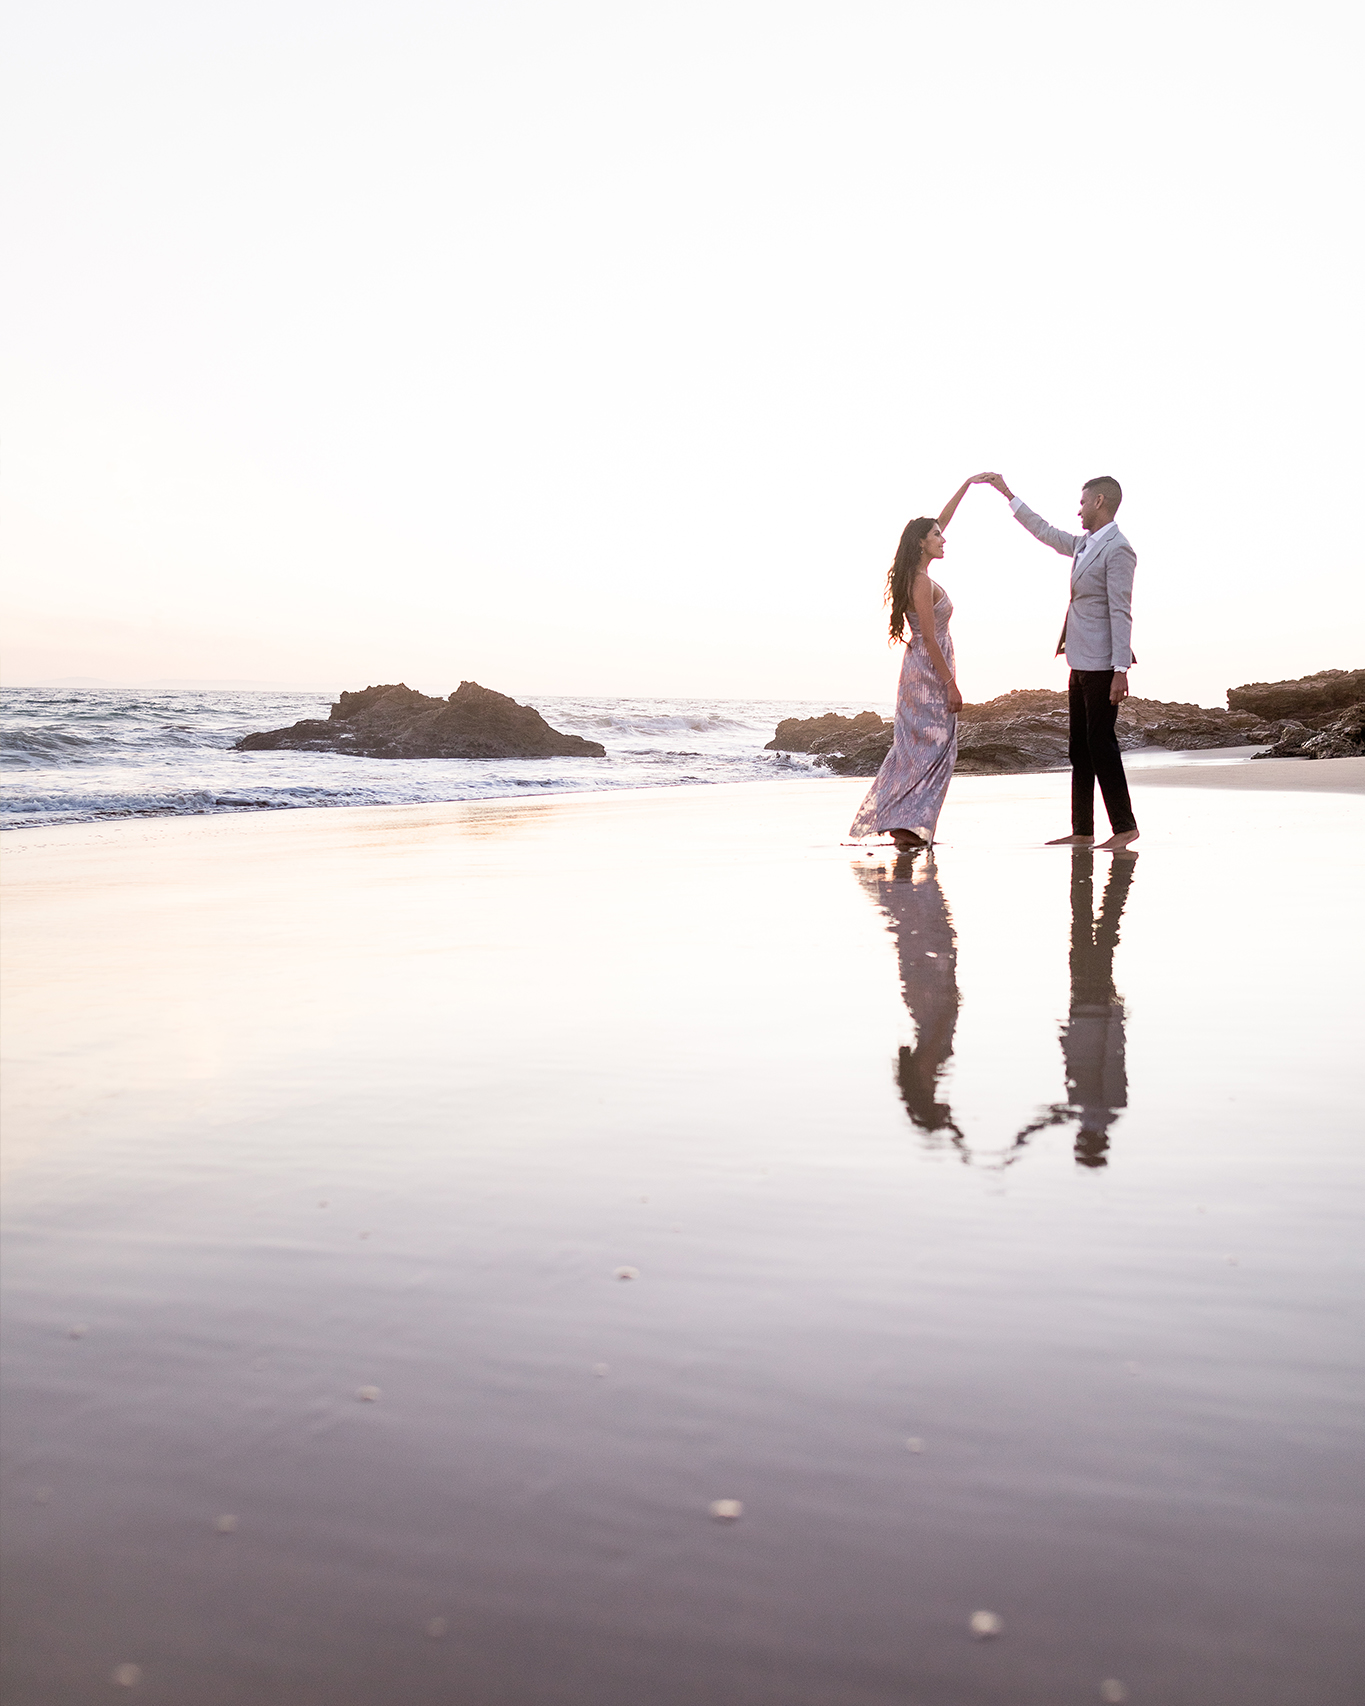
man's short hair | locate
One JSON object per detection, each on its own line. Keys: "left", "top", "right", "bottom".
{"left": 1082, "top": 475, "right": 1123, "bottom": 510}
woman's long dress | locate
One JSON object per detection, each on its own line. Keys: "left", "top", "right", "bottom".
{"left": 850, "top": 580, "right": 957, "bottom": 843}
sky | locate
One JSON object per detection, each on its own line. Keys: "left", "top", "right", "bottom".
{"left": 2, "top": 0, "right": 1361, "bottom": 707}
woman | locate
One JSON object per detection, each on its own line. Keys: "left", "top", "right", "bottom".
{"left": 850, "top": 475, "right": 992, "bottom": 851}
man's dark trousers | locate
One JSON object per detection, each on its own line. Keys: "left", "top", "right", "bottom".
{"left": 1069, "top": 670, "right": 1137, "bottom": 836}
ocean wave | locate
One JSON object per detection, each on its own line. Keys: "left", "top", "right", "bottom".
{"left": 0, "top": 688, "right": 878, "bottom": 829}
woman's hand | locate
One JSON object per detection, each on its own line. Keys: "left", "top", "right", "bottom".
{"left": 939, "top": 472, "right": 1000, "bottom": 529}
{"left": 945, "top": 682, "right": 964, "bottom": 714}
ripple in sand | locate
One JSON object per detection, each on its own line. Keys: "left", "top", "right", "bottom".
{"left": 426, "top": 1617, "right": 449, "bottom": 1639}
{"left": 214, "top": 1514, "right": 238, "bottom": 1533}
{"left": 905, "top": 1436, "right": 925, "bottom": 1453}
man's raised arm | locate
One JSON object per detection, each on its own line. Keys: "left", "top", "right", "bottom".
{"left": 984, "top": 474, "right": 1081, "bottom": 558}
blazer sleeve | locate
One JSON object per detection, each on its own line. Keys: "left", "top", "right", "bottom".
{"left": 1106, "top": 542, "right": 1136, "bottom": 670}
{"left": 1012, "top": 502, "right": 1081, "bottom": 558}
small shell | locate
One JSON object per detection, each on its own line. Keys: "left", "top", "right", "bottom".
{"left": 709, "top": 1499, "right": 743, "bottom": 1521}
{"left": 613, "top": 1266, "right": 639, "bottom": 1281}
{"left": 111, "top": 1663, "right": 143, "bottom": 1687}
{"left": 69, "top": 1325, "right": 88, "bottom": 1340}
{"left": 905, "top": 1437, "right": 925, "bottom": 1453}
{"left": 356, "top": 1385, "right": 382, "bottom": 1402}
{"left": 969, "top": 1610, "right": 1003, "bottom": 1639}
{"left": 425, "top": 1617, "right": 449, "bottom": 1639}
{"left": 592, "top": 1363, "right": 609, "bottom": 1378}
{"left": 1100, "top": 1683, "right": 1129, "bottom": 1704}
{"left": 214, "top": 1515, "right": 238, "bottom": 1534}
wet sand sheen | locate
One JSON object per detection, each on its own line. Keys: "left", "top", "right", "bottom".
{"left": 2, "top": 774, "right": 1363, "bottom": 1705}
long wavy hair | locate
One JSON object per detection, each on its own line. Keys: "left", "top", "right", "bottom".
{"left": 886, "top": 517, "right": 937, "bottom": 645}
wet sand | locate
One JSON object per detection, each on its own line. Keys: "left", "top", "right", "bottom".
{"left": 3, "top": 770, "right": 1363, "bottom": 1705}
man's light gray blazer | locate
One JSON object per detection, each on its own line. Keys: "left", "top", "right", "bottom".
{"left": 1013, "top": 503, "right": 1136, "bottom": 672}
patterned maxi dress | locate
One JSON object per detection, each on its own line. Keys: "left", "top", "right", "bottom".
{"left": 850, "top": 580, "right": 957, "bottom": 843}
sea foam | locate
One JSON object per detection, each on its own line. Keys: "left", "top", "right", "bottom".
{"left": 0, "top": 688, "right": 883, "bottom": 829}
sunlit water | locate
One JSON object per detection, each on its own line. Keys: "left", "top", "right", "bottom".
{"left": 2, "top": 777, "right": 1361, "bottom": 1704}
{"left": 0, "top": 687, "right": 884, "bottom": 828}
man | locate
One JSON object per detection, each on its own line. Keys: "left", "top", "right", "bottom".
{"left": 987, "top": 473, "right": 1139, "bottom": 849}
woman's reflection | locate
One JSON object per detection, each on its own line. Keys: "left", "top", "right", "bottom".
{"left": 1013, "top": 849, "right": 1137, "bottom": 1169}
{"left": 854, "top": 850, "right": 965, "bottom": 1154}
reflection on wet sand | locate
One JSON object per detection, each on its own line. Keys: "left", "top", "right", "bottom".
{"left": 855, "top": 851, "right": 965, "bottom": 1154}
{"left": 1012, "top": 850, "right": 1137, "bottom": 1168}
{"left": 857, "top": 848, "right": 1138, "bottom": 1169}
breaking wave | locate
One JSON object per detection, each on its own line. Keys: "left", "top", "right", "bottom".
{"left": 0, "top": 687, "right": 883, "bottom": 829}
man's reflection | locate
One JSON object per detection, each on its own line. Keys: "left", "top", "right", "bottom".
{"left": 1014, "top": 850, "right": 1137, "bottom": 1168}
{"left": 854, "top": 851, "right": 965, "bottom": 1153}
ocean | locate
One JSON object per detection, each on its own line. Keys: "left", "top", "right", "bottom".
{"left": 0, "top": 687, "right": 888, "bottom": 831}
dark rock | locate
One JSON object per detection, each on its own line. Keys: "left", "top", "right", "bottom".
{"left": 956, "top": 717, "right": 1071, "bottom": 774}
{"left": 824, "top": 730, "right": 895, "bottom": 775}
{"left": 1227, "top": 668, "right": 1365, "bottom": 723}
{"left": 236, "top": 681, "right": 606, "bottom": 760}
{"left": 1253, "top": 720, "right": 1313, "bottom": 758}
{"left": 1118, "top": 697, "right": 1278, "bottom": 751}
{"left": 783, "top": 685, "right": 1285, "bottom": 779}
{"left": 957, "top": 688, "right": 1070, "bottom": 724}
{"left": 1256, "top": 703, "right": 1365, "bottom": 760}
{"left": 766, "top": 710, "right": 888, "bottom": 754}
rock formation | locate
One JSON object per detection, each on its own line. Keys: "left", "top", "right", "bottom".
{"left": 1254, "top": 703, "right": 1365, "bottom": 760}
{"left": 764, "top": 711, "right": 887, "bottom": 756}
{"left": 236, "top": 681, "right": 606, "bottom": 760}
{"left": 1227, "top": 668, "right": 1365, "bottom": 723}
{"left": 767, "top": 670, "right": 1365, "bottom": 776}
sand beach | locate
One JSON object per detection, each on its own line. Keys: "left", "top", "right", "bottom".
{"left": 2, "top": 765, "right": 1363, "bottom": 1705}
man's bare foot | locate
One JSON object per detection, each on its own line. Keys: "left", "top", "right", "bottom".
{"left": 889, "top": 830, "right": 927, "bottom": 852}
{"left": 1045, "top": 833, "right": 1095, "bottom": 845}
{"left": 1097, "top": 829, "right": 1140, "bottom": 850}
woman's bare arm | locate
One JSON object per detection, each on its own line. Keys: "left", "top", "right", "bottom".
{"left": 911, "top": 573, "right": 963, "bottom": 712}
{"left": 937, "top": 472, "right": 995, "bottom": 530}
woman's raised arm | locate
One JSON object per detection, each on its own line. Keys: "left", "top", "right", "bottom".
{"left": 937, "top": 472, "right": 996, "bottom": 531}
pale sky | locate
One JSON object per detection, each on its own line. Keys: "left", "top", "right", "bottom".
{"left": 3, "top": 0, "right": 1361, "bottom": 706}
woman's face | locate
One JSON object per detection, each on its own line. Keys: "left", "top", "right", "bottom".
{"left": 923, "top": 523, "right": 945, "bottom": 562}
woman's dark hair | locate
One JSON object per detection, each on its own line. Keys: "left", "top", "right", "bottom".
{"left": 886, "top": 517, "right": 937, "bottom": 644}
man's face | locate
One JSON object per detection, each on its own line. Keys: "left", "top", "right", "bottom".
{"left": 1078, "top": 487, "right": 1110, "bottom": 532}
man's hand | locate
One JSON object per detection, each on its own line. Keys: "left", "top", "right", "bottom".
{"left": 1110, "top": 671, "right": 1129, "bottom": 706}
{"left": 983, "top": 473, "right": 1015, "bottom": 500}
